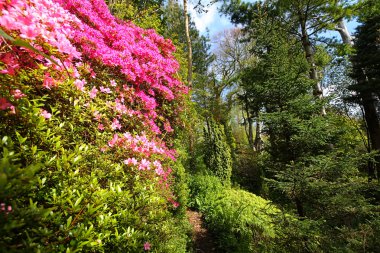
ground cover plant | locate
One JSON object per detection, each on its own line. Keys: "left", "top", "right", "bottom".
{"left": 189, "top": 174, "right": 286, "bottom": 252}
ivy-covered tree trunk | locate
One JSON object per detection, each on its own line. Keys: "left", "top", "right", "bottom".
{"left": 204, "top": 118, "right": 233, "bottom": 184}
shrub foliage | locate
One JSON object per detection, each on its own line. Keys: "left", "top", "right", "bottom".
{"left": 0, "top": 0, "right": 189, "bottom": 252}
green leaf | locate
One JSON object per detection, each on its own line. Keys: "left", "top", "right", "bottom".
{"left": 0, "top": 28, "right": 14, "bottom": 41}
{"left": 0, "top": 28, "right": 60, "bottom": 66}
{"left": 15, "top": 131, "right": 27, "bottom": 144}
{"left": 2, "top": 136, "right": 8, "bottom": 145}
{"left": 0, "top": 173, "right": 7, "bottom": 188}
{"left": 55, "top": 141, "right": 61, "bottom": 150}
{"left": 66, "top": 216, "right": 73, "bottom": 228}
{"left": 74, "top": 196, "right": 83, "bottom": 207}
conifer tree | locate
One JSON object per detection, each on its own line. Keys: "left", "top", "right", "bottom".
{"left": 350, "top": 14, "right": 380, "bottom": 181}
{"left": 204, "top": 118, "right": 233, "bottom": 184}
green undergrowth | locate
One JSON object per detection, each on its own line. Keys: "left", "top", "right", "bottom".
{"left": 187, "top": 173, "right": 347, "bottom": 253}
{"left": 0, "top": 81, "right": 191, "bottom": 252}
{"left": 189, "top": 174, "right": 283, "bottom": 252}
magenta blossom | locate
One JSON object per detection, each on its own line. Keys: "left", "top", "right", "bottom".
{"left": 144, "top": 242, "right": 151, "bottom": 251}
{"left": 11, "top": 89, "right": 26, "bottom": 100}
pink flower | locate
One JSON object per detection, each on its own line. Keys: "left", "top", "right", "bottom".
{"left": 9, "top": 105, "right": 16, "bottom": 114}
{"left": 43, "top": 73, "right": 56, "bottom": 89}
{"left": 0, "top": 67, "right": 16, "bottom": 76}
{"left": 40, "top": 109, "right": 51, "bottom": 119}
{"left": 144, "top": 242, "right": 151, "bottom": 251}
{"left": 74, "top": 79, "right": 86, "bottom": 91}
{"left": 0, "top": 203, "right": 11, "bottom": 214}
{"left": 108, "top": 134, "right": 119, "bottom": 147}
{"left": 20, "top": 25, "right": 39, "bottom": 40}
{"left": 123, "top": 157, "right": 138, "bottom": 166}
{"left": 138, "top": 159, "right": 150, "bottom": 171}
{"left": 72, "top": 68, "right": 80, "bottom": 78}
{"left": 111, "top": 118, "right": 121, "bottom": 130}
{"left": 99, "top": 86, "right": 111, "bottom": 93}
{"left": 0, "top": 14, "right": 17, "bottom": 30}
{"left": 11, "top": 89, "right": 25, "bottom": 100}
{"left": 89, "top": 86, "right": 98, "bottom": 99}
{"left": 98, "top": 124, "right": 104, "bottom": 130}
{"left": 164, "top": 121, "right": 173, "bottom": 133}
{"left": 110, "top": 79, "right": 117, "bottom": 87}
{"left": 153, "top": 160, "right": 164, "bottom": 175}
{"left": 155, "top": 167, "right": 164, "bottom": 176}
{"left": 93, "top": 111, "right": 101, "bottom": 121}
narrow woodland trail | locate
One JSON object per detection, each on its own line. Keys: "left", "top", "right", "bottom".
{"left": 187, "top": 210, "right": 217, "bottom": 253}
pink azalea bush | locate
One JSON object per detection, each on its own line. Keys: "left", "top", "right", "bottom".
{"left": 0, "top": 0, "right": 189, "bottom": 251}
{"left": 0, "top": 0, "right": 186, "bottom": 180}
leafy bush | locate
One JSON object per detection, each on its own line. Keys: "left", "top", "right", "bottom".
{"left": 203, "top": 120, "right": 233, "bottom": 184}
{"left": 0, "top": 0, "right": 190, "bottom": 252}
{"left": 189, "top": 174, "right": 282, "bottom": 252}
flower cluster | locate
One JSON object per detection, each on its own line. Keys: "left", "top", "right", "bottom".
{"left": 0, "top": 0, "right": 185, "bottom": 185}
{"left": 0, "top": 0, "right": 82, "bottom": 110}
{"left": 0, "top": 0, "right": 81, "bottom": 66}
{"left": 54, "top": 0, "right": 188, "bottom": 99}
{"left": 108, "top": 133, "right": 176, "bottom": 159}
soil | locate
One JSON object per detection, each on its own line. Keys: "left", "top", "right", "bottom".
{"left": 186, "top": 209, "right": 217, "bottom": 253}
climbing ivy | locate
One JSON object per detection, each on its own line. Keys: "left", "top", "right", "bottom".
{"left": 203, "top": 119, "right": 232, "bottom": 184}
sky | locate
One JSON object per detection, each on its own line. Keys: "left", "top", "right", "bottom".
{"left": 188, "top": 1, "right": 359, "bottom": 42}
{"left": 188, "top": 1, "right": 234, "bottom": 37}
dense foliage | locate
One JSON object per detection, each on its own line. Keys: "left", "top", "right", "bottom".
{"left": 203, "top": 119, "right": 232, "bottom": 184}
{"left": 189, "top": 174, "right": 281, "bottom": 252}
{"left": 0, "top": 0, "right": 190, "bottom": 252}
{"left": 1, "top": 0, "right": 380, "bottom": 252}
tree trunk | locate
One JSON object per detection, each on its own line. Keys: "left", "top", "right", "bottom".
{"left": 247, "top": 117, "right": 254, "bottom": 149}
{"left": 335, "top": 18, "right": 353, "bottom": 46}
{"left": 243, "top": 94, "right": 254, "bottom": 149}
{"left": 213, "top": 83, "right": 222, "bottom": 122}
{"left": 253, "top": 118, "right": 262, "bottom": 152}
{"left": 295, "top": 196, "right": 305, "bottom": 218}
{"left": 361, "top": 92, "right": 380, "bottom": 181}
{"left": 346, "top": 19, "right": 380, "bottom": 180}
{"left": 183, "top": 0, "right": 193, "bottom": 88}
{"left": 299, "top": 15, "right": 326, "bottom": 115}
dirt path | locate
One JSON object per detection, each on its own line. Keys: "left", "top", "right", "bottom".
{"left": 186, "top": 209, "right": 217, "bottom": 253}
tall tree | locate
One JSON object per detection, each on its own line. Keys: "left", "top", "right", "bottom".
{"left": 162, "top": 0, "right": 214, "bottom": 171}
{"left": 222, "top": 0, "right": 354, "bottom": 114}
{"left": 350, "top": 14, "right": 380, "bottom": 181}
{"left": 204, "top": 118, "right": 233, "bottom": 184}
{"left": 183, "top": 0, "right": 193, "bottom": 87}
